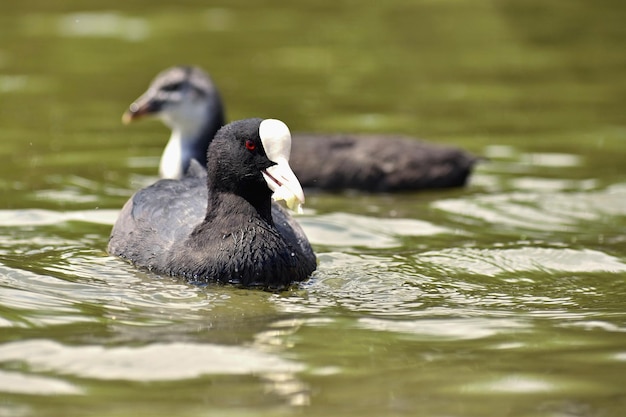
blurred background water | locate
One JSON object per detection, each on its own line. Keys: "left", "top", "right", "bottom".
{"left": 1, "top": 1, "right": 625, "bottom": 416}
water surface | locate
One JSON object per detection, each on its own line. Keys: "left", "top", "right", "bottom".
{"left": 1, "top": 1, "right": 625, "bottom": 416}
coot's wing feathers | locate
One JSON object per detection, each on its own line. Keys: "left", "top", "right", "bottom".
{"left": 185, "top": 158, "right": 208, "bottom": 178}
{"left": 107, "top": 175, "right": 207, "bottom": 267}
{"left": 290, "top": 133, "right": 478, "bottom": 191}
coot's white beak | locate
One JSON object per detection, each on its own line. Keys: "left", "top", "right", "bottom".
{"left": 263, "top": 160, "right": 305, "bottom": 214}
{"left": 259, "top": 119, "right": 305, "bottom": 213}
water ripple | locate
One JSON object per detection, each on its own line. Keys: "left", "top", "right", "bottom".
{"left": 356, "top": 317, "right": 528, "bottom": 340}
{"left": 0, "top": 370, "right": 82, "bottom": 396}
{"left": 300, "top": 212, "right": 451, "bottom": 249}
{"left": 0, "top": 209, "right": 118, "bottom": 226}
{"left": 434, "top": 183, "right": 626, "bottom": 232}
{"left": 417, "top": 247, "right": 626, "bottom": 276}
{"left": 0, "top": 339, "right": 302, "bottom": 381}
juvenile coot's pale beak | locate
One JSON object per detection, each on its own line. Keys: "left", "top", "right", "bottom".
{"left": 259, "top": 119, "right": 305, "bottom": 213}
{"left": 122, "top": 93, "right": 159, "bottom": 124}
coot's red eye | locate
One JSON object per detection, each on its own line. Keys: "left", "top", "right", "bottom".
{"left": 245, "top": 140, "right": 256, "bottom": 151}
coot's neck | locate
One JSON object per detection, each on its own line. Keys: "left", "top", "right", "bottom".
{"left": 159, "top": 103, "right": 225, "bottom": 179}
{"left": 206, "top": 182, "right": 274, "bottom": 226}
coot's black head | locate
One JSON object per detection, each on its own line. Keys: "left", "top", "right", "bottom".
{"left": 122, "top": 65, "right": 225, "bottom": 131}
{"left": 208, "top": 118, "right": 305, "bottom": 213}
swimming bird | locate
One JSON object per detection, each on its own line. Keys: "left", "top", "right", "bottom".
{"left": 108, "top": 118, "right": 316, "bottom": 289}
{"left": 122, "top": 66, "right": 479, "bottom": 191}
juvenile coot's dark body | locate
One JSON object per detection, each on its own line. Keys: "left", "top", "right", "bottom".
{"left": 108, "top": 118, "right": 316, "bottom": 289}
{"left": 289, "top": 133, "right": 475, "bottom": 192}
{"left": 123, "top": 66, "right": 479, "bottom": 191}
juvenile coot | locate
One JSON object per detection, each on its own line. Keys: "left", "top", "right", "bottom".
{"left": 108, "top": 118, "right": 316, "bottom": 289}
{"left": 123, "top": 66, "right": 479, "bottom": 191}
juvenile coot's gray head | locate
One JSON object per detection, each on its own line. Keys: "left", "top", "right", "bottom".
{"left": 123, "top": 65, "right": 225, "bottom": 179}
{"left": 123, "top": 65, "right": 480, "bottom": 191}
{"left": 108, "top": 118, "right": 315, "bottom": 289}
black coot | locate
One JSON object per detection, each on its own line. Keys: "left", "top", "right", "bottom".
{"left": 108, "top": 118, "right": 316, "bottom": 289}
{"left": 123, "top": 65, "right": 479, "bottom": 191}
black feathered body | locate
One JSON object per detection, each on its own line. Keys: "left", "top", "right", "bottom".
{"left": 108, "top": 172, "right": 315, "bottom": 288}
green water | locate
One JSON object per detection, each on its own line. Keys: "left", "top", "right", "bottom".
{"left": 1, "top": 1, "right": 625, "bottom": 416}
